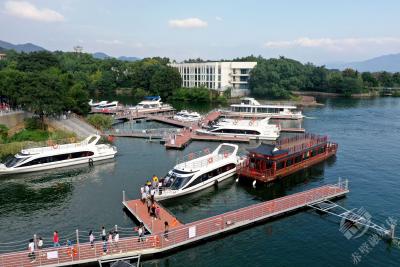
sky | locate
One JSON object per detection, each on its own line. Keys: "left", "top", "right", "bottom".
{"left": 1, "top": 0, "right": 400, "bottom": 64}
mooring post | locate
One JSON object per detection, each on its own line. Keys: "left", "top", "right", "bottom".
{"left": 122, "top": 190, "right": 126, "bottom": 203}
{"left": 338, "top": 177, "right": 342, "bottom": 188}
{"left": 115, "top": 225, "right": 118, "bottom": 232}
{"left": 33, "top": 234, "right": 37, "bottom": 250}
{"left": 345, "top": 179, "right": 349, "bottom": 191}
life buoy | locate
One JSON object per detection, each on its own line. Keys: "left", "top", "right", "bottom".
{"left": 249, "top": 121, "right": 253, "bottom": 126}
{"left": 154, "top": 235, "right": 161, "bottom": 247}
{"left": 52, "top": 144, "right": 59, "bottom": 149}
{"left": 208, "top": 157, "right": 213, "bottom": 164}
{"left": 224, "top": 152, "right": 229, "bottom": 158}
{"left": 72, "top": 246, "right": 78, "bottom": 257}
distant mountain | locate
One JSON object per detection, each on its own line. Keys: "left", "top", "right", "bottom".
{"left": 92, "top": 52, "right": 111, "bottom": 59}
{"left": 92, "top": 52, "right": 140, "bottom": 61}
{"left": 327, "top": 53, "right": 400, "bottom": 72}
{"left": 0, "top": 40, "right": 46, "bottom": 53}
{"left": 118, "top": 56, "right": 140, "bottom": 62}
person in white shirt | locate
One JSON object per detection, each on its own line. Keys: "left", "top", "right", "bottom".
{"left": 89, "top": 230, "right": 95, "bottom": 248}
{"left": 28, "top": 239, "right": 35, "bottom": 262}
{"left": 113, "top": 231, "right": 120, "bottom": 252}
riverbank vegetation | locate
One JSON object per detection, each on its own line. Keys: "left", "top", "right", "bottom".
{"left": 87, "top": 114, "right": 113, "bottom": 130}
{"left": 0, "top": 118, "right": 75, "bottom": 160}
{"left": 170, "top": 87, "right": 228, "bottom": 104}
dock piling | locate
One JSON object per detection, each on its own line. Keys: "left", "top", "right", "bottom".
{"left": 122, "top": 190, "right": 126, "bottom": 203}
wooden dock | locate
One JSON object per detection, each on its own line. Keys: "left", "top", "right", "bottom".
{"left": 0, "top": 181, "right": 349, "bottom": 267}
{"left": 123, "top": 199, "right": 183, "bottom": 233}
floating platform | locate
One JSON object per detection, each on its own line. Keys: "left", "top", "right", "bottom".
{"left": 123, "top": 199, "right": 183, "bottom": 233}
{"left": 0, "top": 181, "right": 349, "bottom": 267}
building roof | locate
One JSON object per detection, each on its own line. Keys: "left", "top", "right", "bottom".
{"left": 247, "top": 143, "right": 288, "bottom": 156}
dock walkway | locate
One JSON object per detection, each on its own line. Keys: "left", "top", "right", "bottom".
{"left": 0, "top": 181, "right": 349, "bottom": 267}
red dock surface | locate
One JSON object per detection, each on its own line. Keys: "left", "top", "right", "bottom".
{"left": 123, "top": 199, "right": 183, "bottom": 233}
{"left": 0, "top": 181, "right": 348, "bottom": 267}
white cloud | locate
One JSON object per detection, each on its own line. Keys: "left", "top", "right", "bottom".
{"left": 96, "top": 39, "right": 124, "bottom": 45}
{"left": 215, "top": 16, "right": 223, "bottom": 21}
{"left": 264, "top": 37, "right": 400, "bottom": 51}
{"left": 168, "top": 18, "right": 208, "bottom": 28}
{"left": 4, "top": 1, "right": 64, "bottom": 22}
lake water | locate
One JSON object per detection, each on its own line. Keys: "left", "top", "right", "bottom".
{"left": 0, "top": 97, "right": 400, "bottom": 266}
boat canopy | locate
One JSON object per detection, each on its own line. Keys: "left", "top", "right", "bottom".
{"left": 144, "top": 96, "right": 161, "bottom": 101}
{"left": 247, "top": 143, "right": 288, "bottom": 156}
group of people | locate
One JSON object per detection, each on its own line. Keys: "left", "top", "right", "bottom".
{"left": 141, "top": 175, "right": 163, "bottom": 219}
{"left": 27, "top": 231, "right": 72, "bottom": 263}
{"left": 91, "top": 226, "right": 121, "bottom": 255}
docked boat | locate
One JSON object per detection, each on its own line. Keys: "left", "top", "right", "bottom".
{"left": 238, "top": 134, "right": 338, "bottom": 183}
{"left": 96, "top": 101, "right": 119, "bottom": 110}
{"left": 129, "top": 96, "right": 172, "bottom": 112}
{"left": 88, "top": 99, "right": 108, "bottom": 108}
{"left": 155, "top": 144, "right": 241, "bottom": 200}
{"left": 196, "top": 118, "right": 280, "bottom": 141}
{"left": 173, "top": 110, "right": 201, "bottom": 122}
{"left": 0, "top": 135, "right": 117, "bottom": 175}
{"left": 227, "top": 97, "right": 303, "bottom": 120}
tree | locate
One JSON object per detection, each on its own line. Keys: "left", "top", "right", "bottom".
{"left": 16, "top": 51, "right": 60, "bottom": 72}
{"left": 67, "top": 83, "right": 90, "bottom": 115}
{"left": 150, "top": 66, "right": 182, "bottom": 99}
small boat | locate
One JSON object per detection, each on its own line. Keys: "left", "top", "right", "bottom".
{"left": 96, "top": 101, "right": 119, "bottom": 110}
{"left": 155, "top": 143, "right": 241, "bottom": 200}
{"left": 0, "top": 135, "right": 117, "bottom": 175}
{"left": 173, "top": 110, "right": 201, "bottom": 122}
{"left": 88, "top": 99, "right": 108, "bottom": 108}
{"left": 227, "top": 97, "right": 303, "bottom": 120}
{"left": 129, "top": 96, "right": 172, "bottom": 112}
{"left": 196, "top": 118, "right": 280, "bottom": 141}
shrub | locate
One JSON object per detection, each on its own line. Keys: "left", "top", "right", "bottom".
{"left": 24, "top": 117, "right": 46, "bottom": 130}
{"left": 0, "top": 124, "right": 8, "bottom": 143}
{"left": 87, "top": 114, "right": 113, "bottom": 130}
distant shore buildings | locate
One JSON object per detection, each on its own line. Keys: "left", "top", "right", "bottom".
{"left": 0, "top": 53, "right": 6, "bottom": 60}
{"left": 169, "top": 61, "right": 257, "bottom": 97}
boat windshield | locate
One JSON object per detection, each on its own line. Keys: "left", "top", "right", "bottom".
{"left": 3, "top": 156, "right": 25, "bottom": 167}
{"left": 170, "top": 175, "right": 194, "bottom": 190}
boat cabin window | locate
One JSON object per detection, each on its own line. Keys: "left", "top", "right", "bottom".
{"left": 184, "top": 163, "right": 236, "bottom": 189}
{"left": 3, "top": 156, "right": 26, "bottom": 168}
{"left": 170, "top": 175, "right": 194, "bottom": 190}
{"left": 212, "top": 129, "right": 260, "bottom": 135}
{"left": 276, "top": 161, "right": 285, "bottom": 170}
{"left": 18, "top": 151, "right": 94, "bottom": 167}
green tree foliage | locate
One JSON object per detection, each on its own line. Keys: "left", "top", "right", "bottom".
{"left": 87, "top": 114, "right": 113, "bottom": 130}
{"left": 0, "top": 124, "right": 9, "bottom": 143}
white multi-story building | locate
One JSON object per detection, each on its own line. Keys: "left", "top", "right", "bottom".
{"left": 169, "top": 61, "right": 257, "bottom": 96}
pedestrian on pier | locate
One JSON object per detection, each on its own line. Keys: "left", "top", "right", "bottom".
{"left": 113, "top": 231, "right": 120, "bottom": 253}
{"left": 164, "top": 221, "right": 169, "bottom": 241}
{"left": 137, "top": 225, "right": 144, "bottom": 242}
{"left": 155, "top": 206, "right": 161, "bottom": 220}
{"left": 37, "top": 237, "right": 43, "bottom": 250}
{"left": 141, "top": 190, "right": 147, "bottom": 204}
{"left": 28, "top": 239, "right": 36, "bottom": 263}
{"left": 89, "top": 230, "right": 95, "bottom": 248}
{"left": 101, "top": 226, "right": 106, "bottom": 241}
{"left": 108, "top": 231, "right": 113, "bottom": 251}
{"left": 150, "top": 188, "right": 155, "bottom": 202}
{"left": 53, "top": 231, "right": 60, "bottom": 247}
{"left": 145, "top": 183, "right": 150, "bottom": 196}
{"left": 151, "top": 202, "right": 156, "bottom": 217}
{"left": 146, "top": 197, "right": 152, "bottom": 214}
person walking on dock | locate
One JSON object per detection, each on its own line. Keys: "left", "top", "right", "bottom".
{"left": 53, "top": 231, "right": 60, "bottom": 247}
{"left": 146, "top": 197, "right": 152, "bottom": 214}
{"left": 108, "top": 231, "right": 113, "bottom": 252}
{"left": 137, "top": 225, "right": 144, "bottom": 242}
{"left": 155, "top": 205, "right": 161, "bottom": 220}
{"left": 101, "top": 226, "right": 106, "bottom": 241}
{"left": 89, "top": 230, "right": 95, "bottom": 249}
{"left": 28, "top": 239, "right": 36, "bottom": 263}
{"left": 113, "top": 231, "right": 120, "bottom": 253}
{"left": 164, "top": 221, "right": 169, "bottom": 241}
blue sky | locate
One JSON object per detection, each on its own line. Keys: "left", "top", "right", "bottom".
{"left": 1, "top": 0, "right": 400, "bottom": 64}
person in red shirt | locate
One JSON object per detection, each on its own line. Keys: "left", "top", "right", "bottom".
{"left": 53, "top": 231, "right": 60, "bottom": 247}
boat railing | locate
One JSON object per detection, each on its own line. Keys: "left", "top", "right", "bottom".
{"left": 177, "top": 150, "right": 233, "bottom": 170}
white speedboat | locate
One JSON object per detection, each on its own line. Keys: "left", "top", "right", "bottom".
{"left": 228, "top": 97, "right": 303, "bottom": 120}
{"left": 129, "top": 96, "right": 172, "bottom": 112}
{"left": 155, "top": 144, "right": 241, "bottom": 200}
{"left": 88, "top": 99, "right": 108, "bottom": 108}
{"left": 96, "top": 101, "right": 119, "bottom": 110}
{"left": 173, "top": 110, "right": 201, "bottom": 122}
{"left": 196, "top": 118, "right": 280, "bottom": 141}
{"left": 0, "top": 135, "right": 117, "bottom": 175}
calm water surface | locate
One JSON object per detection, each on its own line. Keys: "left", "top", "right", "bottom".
{"left": 0, "top": 97, "right": 400, "bottom": 266}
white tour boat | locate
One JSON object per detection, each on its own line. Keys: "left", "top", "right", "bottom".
{"left": 173, "top": 110, "right": 201, "bottom": 122}
{"left": 129, "top": 96, "right": 172, "bottom": 112}
{"left": 196, "top": 118, "right": 280, "bottom": 141}
{"left": 96, "top": 101, "right": 119, "bottom": 110}
{"left": 0, "top": 135, "right": 117, "bottom": 175}
{"left": 155, "top": 144, "right": 241, "bottom": 200}
{"left": 88, "top": 99, "right": 108, "bottom": 108}
{"left": 228, "top": 97, "right": 303, "bottom": 120}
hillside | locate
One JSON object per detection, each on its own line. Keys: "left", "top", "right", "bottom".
{"left": 0, "top": 40, "right": 46, "bottom": 53}
{"left": 328, "top": 53, "right": 400, "bottom": 72}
